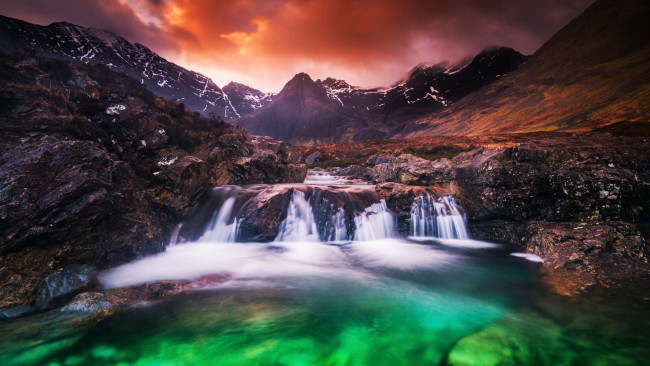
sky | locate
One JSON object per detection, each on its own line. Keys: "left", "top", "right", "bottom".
{"left": 1, "top": 0, "right": 595, "bottom": 92}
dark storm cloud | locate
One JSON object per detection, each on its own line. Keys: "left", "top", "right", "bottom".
{"left": 0, "top": 0, "right": 179, "bottom": 53}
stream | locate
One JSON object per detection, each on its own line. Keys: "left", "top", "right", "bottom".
{"left": 1, "top": 172, "right": 649, "bottom": 365}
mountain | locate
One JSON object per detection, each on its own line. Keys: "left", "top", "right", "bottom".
{"left": 400, "top": 0, "right": 650, "bottom": 136}
{"left": 233, "top": 47, "right": 526, "bottom": 145}
{"left": 234, "top": 73, "right": 361, "bottom": 145}
{"left": 222, "top": 82, "right": 274, "bottom": 116}
{"left": 0, "top": 15, "right": 259, "bottom": 119}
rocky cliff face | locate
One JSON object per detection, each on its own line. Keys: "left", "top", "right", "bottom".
{"left": 0, "top": 54, "right": 306, "bottom": 308}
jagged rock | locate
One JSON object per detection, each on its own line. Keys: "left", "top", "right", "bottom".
{"left": 11, "top": 105, "right": 30, "bottom": 115}
{"left": 305, "top": 151, "right": 323, "bottom": 164}
{"left": 0, "top": 304, "right": 36, "bottom": 319}
{"left": 365, "top": 154, "right": 394, "bottom": 167}
{"left": 34, "top": 264, "right": 99, "bottom": 310}
{"left": 370, "top": 154, "right": 455, "bottom": 185}
{"left": 149, "top": 155, "right": 210, "bottom": 212}
{"left": 334, "top": 164, "right": 368, "bottom": 180}
{"left": 248, "top": 135, "right": 303, "bottom": 164}
{"left": 59, "top": 276, "right": 231, "bottom": 319}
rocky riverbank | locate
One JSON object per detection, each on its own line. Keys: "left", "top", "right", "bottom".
{"left": 0, "top": 54, "right": 306, "bottom": 310}
{"left": 332, "top": 129, "right": 650, "bottom": 293}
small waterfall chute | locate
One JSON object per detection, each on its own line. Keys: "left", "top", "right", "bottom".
{"left": 275, "top": 190, "right": 320, "bottom": 242}
{"left": 353, "top": 200, "right": 396, "bottom": 241}
{"left": 198, "top": 196, "right": 240, "bottom": 242}
{"left": 321, "top": 205, "right": 349, "bottom": 242}
{"left": 410, "top": 194, "right": 468, "bottom": 239}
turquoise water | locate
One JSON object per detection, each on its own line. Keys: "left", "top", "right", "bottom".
{"left": 1, "top": 239, "right": 649, "bottom": 365}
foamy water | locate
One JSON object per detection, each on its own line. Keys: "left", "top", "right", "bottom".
{"left": 510, "top": 252, "right": 545, "bottom": 263}
{"left": 101, "top": 239, "right": 457, "bottom": 289}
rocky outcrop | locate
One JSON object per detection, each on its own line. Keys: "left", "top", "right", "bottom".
{"left": 369, "top": 154, "right": 455, "bottom": 186}
{"left": 366, "top": 154, "right": 394, "bottom": 167}
{"left": 375, "top": 133, "right": 650, "bottom": 291}
{"left": 0, "top": 54, "right": 305, "bottom": 310}
{"left": 57, "top": 274, "right": 231, "bottom": 319}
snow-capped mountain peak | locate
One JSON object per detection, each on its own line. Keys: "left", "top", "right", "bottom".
{"left": 0, "top": 15, "right": 268, "bottom": 119}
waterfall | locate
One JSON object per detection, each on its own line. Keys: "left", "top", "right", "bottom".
{"left": 186, "top": 184, "right": 398, "bottom": 244}
{"left": 198, "top": 196, "right": 240, "bottom": 242}
{"left": 275, "top": 190, "right": 320, "bottom": 242}
{"left": 410, "top": 194, "right": 468, "bottom": 239}
{"left": 169, "top": 223, "right": 183, "bottom": 246}
{"left": 353, "top": 200, "right": 396, "bottom": 241}
{"left": 322, "top": 205, "right": 349, "bottom": 241}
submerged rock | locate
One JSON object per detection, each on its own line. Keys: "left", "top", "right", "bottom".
{"left": 0, "top": 304, "right": 36, "bottom": 319}
{"left": 34, "top": 264, "right": 99, "bottom": 311}
{"left": 60, "top": 292, "right": 116, "bottom": 313}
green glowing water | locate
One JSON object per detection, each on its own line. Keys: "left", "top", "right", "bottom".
{"left": 1, "top": 242, "right": 649, "bottom": 365}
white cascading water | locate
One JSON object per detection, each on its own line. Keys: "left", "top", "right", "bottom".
{"left": 275, "top": 190, "right": 320, "bottom": 242}
{"left": 354, "top": 200, "right": 396, "bottom": 241}
{"left": 322, "top": 205, "right": 348, "bottom": 241}
{"left": 198, "top": 196, "right": 240, "bottom": 242}
{"left": 411, "top": 194, "right": 468, "bottom": 239}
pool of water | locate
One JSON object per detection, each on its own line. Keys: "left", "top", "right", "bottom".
{"left": 1, "top": 238, "right": 649, "bottom": 365}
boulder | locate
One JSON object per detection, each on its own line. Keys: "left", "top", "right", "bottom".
{"left": 305, "top": 151, "right": 323, "bottom": 164}
{"left": 334, "top": 164, "right": 368, "bottom": 179}
{"left": 34, "top": 264, "right": 99, "bottom": 310}
{"left": 369, "top": 154, "right": 455, "bottom": 185}
{"left": 365, "top": 154, "right": 394, "bottom": 167}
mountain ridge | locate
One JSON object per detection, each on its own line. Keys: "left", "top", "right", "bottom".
{"left": 400, "top": 0, "right": 650, "bottom": 136}
{"left": 233, "top": 47, "right": 526, "bottom": 145}
{"left": 0, "top": 15, "right": 258, "bottom": 119}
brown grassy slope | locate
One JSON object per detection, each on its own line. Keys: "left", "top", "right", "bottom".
{"left": 399, "top": 0, "right": 650, "bottom": 137}
{"left": 301, "top": 132, "right": 575, "bottom": 168}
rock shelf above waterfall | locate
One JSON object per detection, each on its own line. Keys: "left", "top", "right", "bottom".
{"left": 173, "top": 173, "right": 472, "bottom": 245}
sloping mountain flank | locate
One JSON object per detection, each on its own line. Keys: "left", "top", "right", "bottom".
{"left": 400, "top": 0, "right": 650, "bottom": 137}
